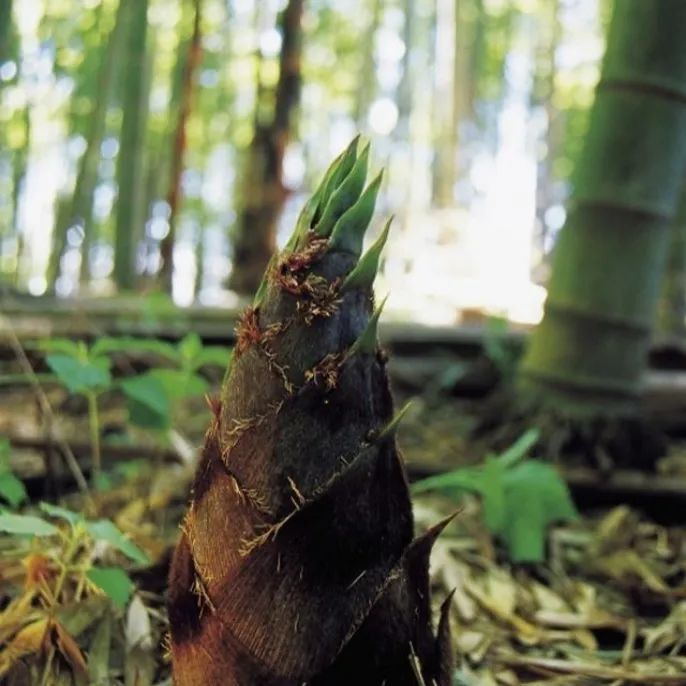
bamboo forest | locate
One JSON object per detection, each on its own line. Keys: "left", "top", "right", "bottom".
{"left": 2, "top": 0, "right": 686, "bottom": 684}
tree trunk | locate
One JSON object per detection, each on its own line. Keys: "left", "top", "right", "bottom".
{"left": 531, "top": 0, "right": 561, "bottom": 260}
{"left": 12, "top": 106, "right": 30, "bottom": 289}
{"left": 431, "top": 0, "right": 479, "bottom": 207}
{"left": 658, "top": 184, "right": 686, "bottom": 336}
{"left": 0, "top": 0, "right": 13, "bottom": 65}
{"left": 431, "top": 0, "right": 457, "bottom": 207}
{"left": 228, "top": 0, "right": 304, "bottom": 296}
{"left": 513, "top": 0, "right": 686, "bottom": 467}
{"left": 353, "top": 0, "right": 382, "bottom": 127}
{"left": 159, "top": 0, "right": 203, "bottom": 293}
{"left": 168, "top": 143, "right": 453, "bottom": 685}
{"left": 46, "top": 0, "right": 126, "bottom": 290}
{"left": 113, "top": 0, "right": 150, "bottom": 291}
{"left": 78, "top": 1, "right": 127, "bottom": 286}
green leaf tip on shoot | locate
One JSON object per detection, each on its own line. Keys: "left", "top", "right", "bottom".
{"left": 314, "top": 142, "right": 370, "bottom": 237}
{"left": 285, "top": 135, "right": 361, "bottom": 250}
{"left": 378, "top": 400, "right": 413, "bottom": 441}
{"left": 348, "top": 293, "right": 388, "bottom": 356}
{"left": 328, "top": 169, "right": 384, "bottom": 256}
{"left": 342, "top": 215, "right": 392, "bottom": 292}
{"left": 314, "top": 135, "right": 361, "bottom": 223}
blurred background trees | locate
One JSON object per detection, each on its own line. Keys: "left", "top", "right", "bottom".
{"left": 0, "top": 0, "right": 654, "bottom": 326}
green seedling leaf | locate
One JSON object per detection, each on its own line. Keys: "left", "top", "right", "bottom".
{"left": 87, "top": 567, "right": 135, "bottom": 610}
{"left": 178, "top": 333, "right": 203, "bottom": 367}
{"left": 500, "top": 460, "right": 578, "bottom": 562}
{"left": 411, "top": 431, "right": 574, "bottom": 563}
{"left": 438, "top": 362, "right": 468, "bottom": 391}
{"left": 0, "top": 439, "right": 26, "bottom": 508}
{"left": 45, "top": 354, "right": 112, "bottom": 394}
{"left": 497, "top": 428, "right": 540, "bottom": 468}
{"left": 149, "top": 369, "right": 208, "bottom": 401}
{"left": 86, "top": 519, "right": 149, "bottom": 565}
{"left": 478, "top": 457, "right": 507, "bottom": 534}
{"left": 40, "top": 502, "right": 85, "bottom": 525}
{"left": 0, "top": 474, "right": 27, "bottom": 508}
{"left": 190, "top": 345, "right": 233, "bottom": 370}
{"left": 0, "top": 513, "right": 58, "bottom": 537}
{"left": 37, "top": 338, "right": 82, "bottom": 356}
{"left": 411, "top": 465, "right": 485, "bottom": 494}
{"left": 120, "top": 373, "right": 171, "bottom": 429}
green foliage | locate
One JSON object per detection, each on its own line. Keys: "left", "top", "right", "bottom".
{"left": 38, "top": 334, "right": 231, "bottom": 433}
{"left": 121, "top": 372, "right": 171, "bottom": 429}
{"left": 45, "top": 352, "right": 112, "bottom": 395}
{"left": 0, "top": 437, "right": 27, "bottom": 508}
{"left": 86, "top": 567, "right": 135, "bottom": 609}
{"left": 0, "top": 512, "right": 59, "bottom": 537}
{"left": 38, "top": 502, "right": 149, "bottom": 565}
{"left": 0, "top": 503, "right": 148, "bottom": 613}
{"left": 84, "top": 519, "right": 149, "bottom": 565}
{"left": 412, "top": 429, "right": 578, "bottom": 562}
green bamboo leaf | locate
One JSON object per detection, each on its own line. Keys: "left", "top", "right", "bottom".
{"left": 46, "top": 354, "right": 112, "bottom": 395}
{"left": 149, "top": 369, "right": 208, "bottom": 400}
{"left": 501, "top": 460, "right": 578, "bottom": 562}
{"left": 497, "top": 428, "right": 540, "bottom": 468}
{"left": 0, "top": 513, "right": 58, "bottom": 537}
{"left": 120, "top": 373, "right": 171, "bottom": 429}
{"left": 87, "top": 567, "right": 134, "bottom": 610}
{"left": 37, "top": 338, "right": 83, "bottom": 356}
{"left": 39, "top": 502, "right": 85, "bottom": 525}
{"left": 85, "top": 519, "right": 149, "bottom": 565}
{"left": 178, "top": 333, "right": 203, "bottom": 366}
{"left": 0, "top": 474, "right": 26, "bottom": 508}
{"left": 411, "top": 467, "right": 485, "bottom": 495}
{"left": 0, "top": 438, "right": 26, "bottom": 508}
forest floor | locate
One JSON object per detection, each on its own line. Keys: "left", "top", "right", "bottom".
{"left": 0, "top": 325, "right": 685, "bottom": 684}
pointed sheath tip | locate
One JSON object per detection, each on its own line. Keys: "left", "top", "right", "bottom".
{"left": 341, "top": 215, "right": 393, "bottom": 292}
{"left": 328, "top": 169, "right": 385, "bottom": 255}
{"left": 314, "top": 142, "right": 372, "bottom": 238}
{"left": 378, "top": 397, "right": 412, "bottom": 440}
{"left": 348, "top": 293, "right": 388, "bottom": 356}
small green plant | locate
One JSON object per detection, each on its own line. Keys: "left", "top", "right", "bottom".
{"left": 0, "top": 502, "right": 148, "bottom": 608}
{"left": 0, "top": 438, "right": 27, "bottom": 508}
{"left": 41, "top": 339, "right": 113, "bottom": 486}
{"left": 412, "top": 429, "right": 578, "bottom": 562}
{"left": 101, "top": 332, "right": 231, "bottom": 430}
{"left": 38, "top": 334, "right": 231, "bottom": 481}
